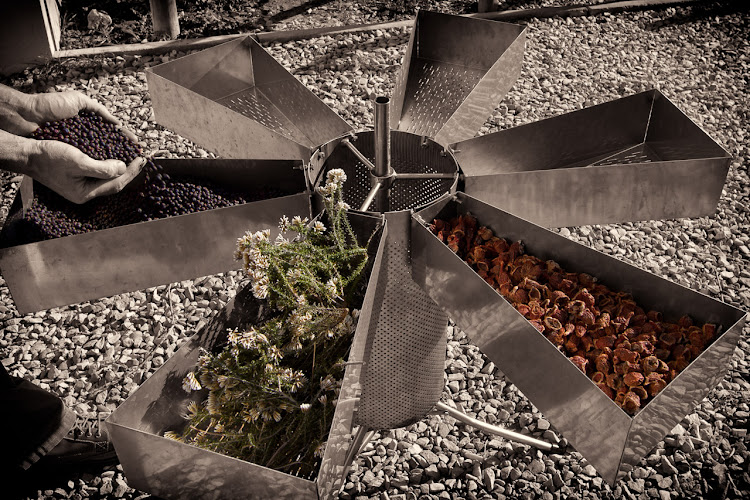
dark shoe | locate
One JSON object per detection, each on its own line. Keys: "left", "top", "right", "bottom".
{"left": 35, "top": 413, "right": 118, "bottom": 469}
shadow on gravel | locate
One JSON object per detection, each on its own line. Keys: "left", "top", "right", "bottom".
{"left": 644, "top": 0, "right": 749, "bottom": 30}
{"left": 8, "top": 464, "right": 166, "bottom": 500}
{"left": 262, "top": 0, "right": 339, "bottom": 25}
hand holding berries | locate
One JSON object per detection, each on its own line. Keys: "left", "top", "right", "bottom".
{"left": 26, "top": 140, "right": 146, "bottom": 204}
{"left": 1, "top": 84, "right": 144, "bottom": 204}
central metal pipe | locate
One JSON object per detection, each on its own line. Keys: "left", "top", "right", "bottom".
{"left": 373, "top": 96, "right": 391, "bottom": 212}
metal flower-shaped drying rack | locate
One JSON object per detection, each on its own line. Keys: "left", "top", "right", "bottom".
{"left": 0, "top": 10, "right": 745, "bottom": 499}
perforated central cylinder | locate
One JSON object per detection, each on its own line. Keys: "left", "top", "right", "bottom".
{"left": 310, "top": 131, "right": 459, "bottom": 429}
{"left": 316, "top": 131, "right": 459, "bottom": 214}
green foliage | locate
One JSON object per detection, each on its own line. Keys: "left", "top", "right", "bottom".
{"left": 168, "top": 170, "right": 371, "bottom": 476}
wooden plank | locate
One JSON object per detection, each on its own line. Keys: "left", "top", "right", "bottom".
{"left": 53, "top": 0, "right": 699, "bottom": 61}
{"left": 41, "top": 0, "right": 62, "bottom": 52}
{"left": 54, "top": 20, "right": 413, "bottom": 59}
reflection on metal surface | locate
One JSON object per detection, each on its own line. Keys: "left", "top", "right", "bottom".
{"left": 412, "top": 193, "right": 746, "bottom": 484}
{"left": 457, "top": 90, "right": 731, "bottom": 227}
{"left": 433, "top": 401, "right": 556, "bottom": 451}
{"left": 390, "top": 10, "right": 525, "bottom": 146}
{"left": 356, "top": 211, "right": 449, "bottom": 429}
{"left": 0, "top": 159, "right": 308, "bottom": 313}
{"left": 147, "top": 36, "right": 352, "bottom": 160}
{"left": 109, "top": 214, "right": 383, "bottom": 500}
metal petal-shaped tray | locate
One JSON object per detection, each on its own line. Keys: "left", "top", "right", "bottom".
{"left": 456, "top": 89, "right": 731, "bottom": 227}
{"left": 0, "top": 158, "right": 309, "bottom": 313}
{"left": 146, "top": 36, "right": 353, "bottom": 160}
{"left": 107, "top": 213, "right": 384, "bottom": 500}
{"left": 390, "top": 10, "right": 525, "bottom": 146}
{"left": 411, "top": 192, "right": 746, "bottom": 484}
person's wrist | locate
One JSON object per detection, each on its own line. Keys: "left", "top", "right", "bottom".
{"left": 19, "top": 136, "right": 44, "bottom": 178}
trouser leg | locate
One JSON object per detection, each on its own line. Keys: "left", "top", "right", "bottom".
{"left": 0, "top": 363, "right": 75, "bottom": 471}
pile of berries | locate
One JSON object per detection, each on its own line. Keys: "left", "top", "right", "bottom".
{"left": 19, "top": 112, "right": 285, "bottom": 243}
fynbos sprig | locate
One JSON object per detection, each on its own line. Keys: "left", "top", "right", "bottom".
{"left": 175, "top": 172, "right": 371, "bottom": 477}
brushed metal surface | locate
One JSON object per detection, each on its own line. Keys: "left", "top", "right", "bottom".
{"left": 457, "top": 90, "right": 731, "bottom": 227}
{"left": 390, "top": 11, "right": 525, "bottom": 145}
{"left": 107, "top": 334, "right": 318, "bottom": 499}
{"left": 622, "top": 319, "right": 743, "bottom": 478}
{"left": 0, "top": 159, "right": 308, "bottom": 313}
{"left": 412, "top": 193, "right": 746, "bottom": 484}
{"left": 147, "top": 36, "right": 352, "bottom": 160}
{"left": 434, "top": 30, "right": 524, "bottom": 146}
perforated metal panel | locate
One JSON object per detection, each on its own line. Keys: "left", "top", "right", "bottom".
{"left": 218, "top": 88, "right": 307, "bottom": 143}
{"left": 594, "top": 143, "right": 659, "bottom": 166}
{"left": 398, "top": 60, "right": 483, "bottom": 139}
{"left": 355, "top": 211, "right": 449, "bottom": 429}
{"left": 321, "top": 130, "right": 459, "bottom": 213}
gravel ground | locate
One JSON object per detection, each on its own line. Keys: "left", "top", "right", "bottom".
{"left": 1, "top": 1, "right": 749, "bottom": 499}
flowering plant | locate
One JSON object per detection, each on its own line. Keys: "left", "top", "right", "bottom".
{"left": 167, "top": 170, "right": 371, "bottom": 477}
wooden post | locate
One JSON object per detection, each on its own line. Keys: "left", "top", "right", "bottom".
{"left": 149, "top": 0, "right": 180, "bottom": 39}
{"left": 477, "top": 0, "right": 497, "bottom": 13}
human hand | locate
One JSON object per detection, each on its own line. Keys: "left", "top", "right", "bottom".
{"left": 27, "top": 139, "right": 146, "bottom": 204}
{"left": 3, "top": 89, "right": 138, "bottom": 142}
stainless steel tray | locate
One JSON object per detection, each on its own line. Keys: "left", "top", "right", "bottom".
{"left": 0, "top": 158, "right": 309, "bottom": 313}
{"left": 411, "top": 192, "right": 746, "bottom": 484}
{"left": 146, "top": 36, "right": 353, "bottom": 160}
{"left": 390, "top": 10, "right": 525, "bottom": 146}
{"left": 107, "top": 213, "right": 384, "bottom": 500}
{"left": 456, "top": 90, "right": 731, "bottom": 227}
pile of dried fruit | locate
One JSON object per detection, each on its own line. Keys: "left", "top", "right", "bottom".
{"left": 18, "top": 112, "right": 285, "bottom": 242}
{"left": 431, "top": 214, "right": 718, "bottom": 415}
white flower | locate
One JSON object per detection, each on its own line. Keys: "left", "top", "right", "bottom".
{"left": 247, "top": 247, "right": 263, "bottom": 262}
{"left": 325, "top": 277, "right": 339, "bottom": 297}
{"left": 253, "top": 255, "right": 270, "bottom": 270}
{"left": 326, "top": 168, "right": 347, "bottom": 185}
{"left": 278, "top": 215, "right": 290, "bottom": 232}
{"left": 275, "top": 233, "right": 288, "bottom": 245}
{"left": 228, "top": 329, "right": 242, "bottom": 346}
{"left": 320, "top": 375, "right": 335, "bottom": 391}
{"left": 291, "top": 215, "right": 309, "bottom": 226}
{"left": 287, "top": 268, "right": 302, "bottom": 281}
{"left": 300, "top": 403, "right": 312, "bottom": 412}
{"left": 182, "top": 372, "right": 202, "bottom": 392}
{"left": 267, "top": 345, "right": 282, "bottom": 361}
{"left": 296, "top": 295, "right": 307, "bottom": 306}
{"left": 252, "top": 282, "right": 268, "bottom": 299}
{"left": 336, "top": 201, "right": 351, "bottom": 211}
{"left": 249, "top": 268, "right": 268, "bottom": 284}
{"left": 246, "top": 229, "right": 270, "bottom": 244}
{"left": 312, "top": 221, "right": 326, "bottom": 234}
{"left": 316, "top": 183, "right": 336, "bottom": 197}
